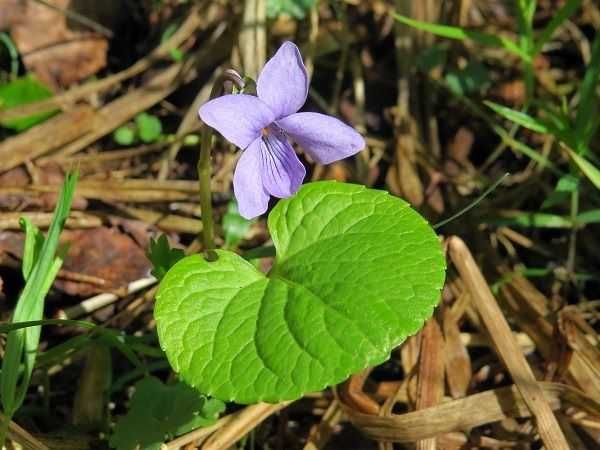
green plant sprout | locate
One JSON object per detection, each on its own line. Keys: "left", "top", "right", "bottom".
{"left": 0, "top": 172, "right": 78, "bottom": 445}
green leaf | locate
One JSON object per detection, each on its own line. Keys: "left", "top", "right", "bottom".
{"left": 574, "top": 32, "right": 600, "bottom": 148}
{"left": 485, "top": 101, "right": 553, "bottom": 134}
{"left": 113, "top": 126, "right": 136, "bottom": 146}
{"left": 155, "top": 182, "right": 446, "bottom": 403}
{"left": 223, "top": 200, "right": 254, "bottom": 248}
{"left": 445, "top": 61, "right": 490, "bottom": 96}
{"left": 109, "top": 377, "right": 224, "bottom": 450}
{"left": 393, "top": 14, "right": 528, "bottom": 60}
{"left": 267, "top": 0, "right": 316, "bottom": 19}
{"left": 541, "top": 174, "right": 579, "bottom": 209}
{"left": 0, "top": 74, "right": 57, "bottom": 131}
{"left": 135, "top": 113, "right": 163, "bottom": 143}
{"left": 416, "top": 44, "right": 448, "bottom": 74}
{"left": 147, "top": 235, "right": 185, "bottom": 281}
{"left": 576, "top": 209, "right": 600, "bottom": 225}
{"left": 533, "top": 0, "right": 582, "bottom": 55}
{"left": 566, "top": 148, "right": 600, "bottom": 190}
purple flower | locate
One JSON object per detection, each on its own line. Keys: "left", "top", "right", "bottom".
{"left": 198, "top": 41, "right": 365, "bottom": 219}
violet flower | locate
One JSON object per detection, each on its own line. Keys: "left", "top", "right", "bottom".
{"left": 198, "top": 41, "right": 365, "bottom": 219}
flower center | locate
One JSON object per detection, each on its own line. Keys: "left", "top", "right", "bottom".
{"left": 261, "top": 127, "right": 270, "bottom": 137}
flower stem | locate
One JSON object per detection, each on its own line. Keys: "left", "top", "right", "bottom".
{"left": 197, "top": 69, "right": 246, "bottom": 259}
{"left": 198, "top": 126, "right": 216, "bottom": 255}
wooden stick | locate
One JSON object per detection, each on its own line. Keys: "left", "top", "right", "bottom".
{"left": 448, "top": 236, "right": 570, "bottom": 450}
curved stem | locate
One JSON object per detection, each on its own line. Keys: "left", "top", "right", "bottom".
{"left": 197, "top": 70, "right": 246, "bottom": 259}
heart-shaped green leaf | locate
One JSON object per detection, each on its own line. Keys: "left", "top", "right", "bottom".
{"left": 155, "top": 182, "right": 445, "bottom": 403}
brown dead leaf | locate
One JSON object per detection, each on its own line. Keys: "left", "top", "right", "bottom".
{"left": 0, "top": 231, "right": 24, "bottom": 259}
{"left": 0, "top": 0, "right": 26, "bottom": 30}
{"left": 491, "top": 80, "right": 526, "bottom": 107}
{"left": 10, "top": 0, "right": 108, "bottom": 89}
{"left": 56, "top": 227, "right": 151, "bottom": 296}
{"left": 0, "top": 167, "right": 30, "bottom": 210}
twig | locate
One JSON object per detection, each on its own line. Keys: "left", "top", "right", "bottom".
{"left": 33, "top": 0, "right": 114, "bottom": 38}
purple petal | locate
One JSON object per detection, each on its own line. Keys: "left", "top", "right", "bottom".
{"left": 257, "top": 42, "right": 308, "bottom": 119}
{"left": 278, "top": 112, "right": 365, "bottom": 164}
{"left": 233, "top": 138, "right": 270, "bottom": 219}
{"left": 198, "top": 94, "right": 275, "bottom": 149}
{"left": 259, "top": 128, "right": 306, "bottom": 198}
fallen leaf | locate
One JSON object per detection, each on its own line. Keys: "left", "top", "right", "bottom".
{"left": 56, "top": 227, "right": 151, "bottom": 296}
{"left": 10, "top": 0, "right": 108, "bottom": 89}
{"left": 0, "top": 0, "right": 26, "bottom": 30}
{"left": 0, "top": 231, "right": 24, "bottom": 259}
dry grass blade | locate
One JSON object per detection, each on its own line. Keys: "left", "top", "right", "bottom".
{"left": 119, "top": 206, "right": 202, "bottom": 234}
{"left": 0, "top": 106, "right": 95, "bottom": 173}
{"left": 201, "top": 402, "right": 290, "bottom": 450}
{"left": 303, "top": 400, "right": 343, "bottom": 450}
{"left": 443, "top": 306, "right": 472, "bottom": 398}
{"left": 162, "top": 414, "right": 234, "bottom": 450}
{"left": 0, "top": 413, "right": 50, "bottom": 450}
{"left": 341, "top": 382, "right": 600, "bottom": 443}
{"left": 500, "top": 274, "right": 600, "bottom": 401}
{"left": 448, "top": 236, "right": 570, "bottom": 450}
{"left": 239, "top": 0, "right": 267, "bottom": 79}
{"left": 0, "top": 211, "right": 102, "bottom": 230}
{"left": 415, "top": 318, "right": 444, "bottom": 450}
{"left": 57, "top": 277, "right": 157, "bottom": 320}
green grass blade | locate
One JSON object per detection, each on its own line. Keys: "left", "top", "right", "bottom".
{"left": 574, "top": 33, "right": 600, "bottom": 148}
{"left": 533, "top": 0, "right": 582, "bottom": 55}
{"left": 565, "top": 147, "right": 600, "bottom": 190}
{"left": 487, "top": 212, "right": 573, "bottom": 228}
{"left": 0, "top": 172, "right": 78, "bottom": 420}
{"left": 393, "top": 14, "right": 528, "bottom": 60}
{"left": 485, "top": 101, "right": 556, "bottom": 134}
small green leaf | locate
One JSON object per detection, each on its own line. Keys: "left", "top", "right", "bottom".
{"left": 566, "top": 147, "right": 600, "bottom": 190}
{"left": 541, "top": 174, "right": 579, "bottom": 209}
{"left": 393, "top": 14, "right": 528, "bottom": 60}
{"left": 135, "top": 113, "right": 163, "bottom": 143}
{"left": 223, "top": 200, "right": 254, "bottom": 248}
{"left": 155, "top": 182, "right": 445, "bottom": 403}
{"left": 0, "top": 74, "right": 56, "bottom": 131}
{"left": 109, "top": 377, "right": 224, "bottom": 450}
{"left": 416, "top": 44, "right": 448, "bottom": 74}
{"left": 147, "top": 235, "right": 185, "bottom": 281}
{"left": 113, "top": 126, "right": 136, "bottom": 146}
{"left": 576, "top": 209, "right": 600, "bottom": 225}
{"left": 445, "top": 61, "right": 490, "bottom": 96}
{"left": 267, "top": 0, "right": 316, "bottom": 19}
